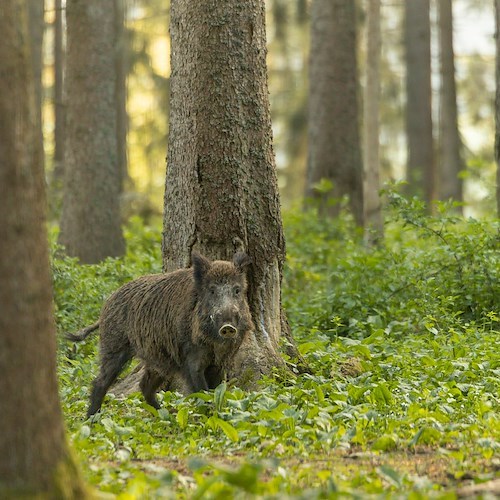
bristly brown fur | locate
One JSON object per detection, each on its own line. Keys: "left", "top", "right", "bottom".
{"left": 68, "top": 252, "right": 254, "bottom": 417}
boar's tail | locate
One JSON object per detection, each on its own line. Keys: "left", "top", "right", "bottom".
{"left": 66, "top": 322, "right": 100, "bottom": 342}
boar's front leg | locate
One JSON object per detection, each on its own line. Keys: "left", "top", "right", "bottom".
{"left": 204, "top": 365, "right": 223, "bottom": 389}
{"left": 183, "top": 350, "right": 209, "bottom": 393}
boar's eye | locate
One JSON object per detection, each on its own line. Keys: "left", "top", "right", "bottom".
{"left": 209, "top": 285, "right": 216, "bottom": 295}
{"left": 234, "top": 286, "right": 241, "bottom": 296}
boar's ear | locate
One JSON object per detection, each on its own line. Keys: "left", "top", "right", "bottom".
{"left": 192, "top": 252, "right": 211, "bottom": 283}
{"left": 233, "top": 252, "right": 251, "bottom": 274}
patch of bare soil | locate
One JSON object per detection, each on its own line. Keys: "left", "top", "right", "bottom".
{"left": 117, "top": 447, "right": 499, "bottom": 495}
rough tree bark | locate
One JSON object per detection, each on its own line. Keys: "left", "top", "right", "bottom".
{"left": 306, "top": 0, "right": 364, "bottom": 225}
{"left": 437, "top": 0, "right": 463, "bottom": 211}
{"left": 0, "top": 1, "right": 88, "bottom": 496}
{"left": 404, "top": 0, "right": 435, "bottom": 206}
{"left": 163, "top": 0, "right": 303, "bottom": 380}
{"left": 59, "top": 0, "right": 125, "bottom": 263}
{"left": 363, "top": 0, "right": 384, "bottom": 245}
{"left": 112, "top": 0, "right": 305, "bottom": 396}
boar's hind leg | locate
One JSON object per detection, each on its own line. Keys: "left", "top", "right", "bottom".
{"left": 139, "top": 368, "right": 164, "bottom": 409}
{"left": 87, "top": 348, "right": 132, "bottom": 417}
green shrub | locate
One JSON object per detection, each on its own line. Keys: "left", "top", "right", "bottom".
{"left": 283, "top": 195, "right": 499, "bottom": 340}
{"left": 52, "top": 205, "right": 499, "bottom": 497}
{"left": 52, "top": 216, "right": 162, "bottom": 339}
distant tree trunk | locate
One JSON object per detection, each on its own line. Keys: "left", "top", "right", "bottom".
{"left": 268, "top": 0, "right": 309, "bottom": 204}
{"left": 306, "top": 0, "right": 364, "bottom": 225}
{"left": 0, "top": 1, "right": 88, "bottom": 496}
{"left": 52, "top": 0, "right": 66, "bottom": 187}
{"left": 115, "top": 0, "right": 129, "bottom": 190}
{"left": 495, "top": 0, "right": 500, "bottom": 217}
{"left": 363, "top": 0, "right": 384, "bottom": 244}
{"left": 404, "top": 0, "right": 435, "bottom": 206}
{"left": 27, "top": 0, "right": 44, "bottom": 160}
{"left": 59, "top": 0, "right": 125, "bottom": 264}
{"left": 164, "top": 0, "right": 303, "bottom": 381}
{"left": 437, "top": 0, "right": 463, "bottom": 212}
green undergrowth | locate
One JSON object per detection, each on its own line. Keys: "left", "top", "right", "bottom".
{"left": 54, "top": 200, "right": 499, "bottom": 498}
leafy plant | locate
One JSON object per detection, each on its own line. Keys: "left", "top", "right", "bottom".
{"left": 55, "top": 206, "right": 499, "bottom": 497}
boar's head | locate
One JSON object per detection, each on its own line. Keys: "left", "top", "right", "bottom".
{"left": 192, "top": 251, "right": 254, "bottom": 342}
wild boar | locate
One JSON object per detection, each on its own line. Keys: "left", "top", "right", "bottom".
{"left": 67, "top": 251, "right": 254, "bottom": 416}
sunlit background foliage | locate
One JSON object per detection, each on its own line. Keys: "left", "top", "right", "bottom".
{"left": 42, "top": 0, "right": 498, "bottom": 216}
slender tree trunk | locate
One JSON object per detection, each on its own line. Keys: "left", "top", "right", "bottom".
{"left": 115, "top": 0, "right": 129, "bottom": 190}
{"left": 437, "top": 0, "right": 463, "bottom": 212}
{"left": 404, "top": 0, "right": 435, "bottom": 206}
{"left": 59, "top": 0, "right": 125, "bottom": 264}
{"left": 27, "top": 0, "right": 44, "bottom": 124}
{"left": 0, "top": 1, "right": 87, "bottom": 496}
{"left": 306, "top": 0, "right": 364, "bottom": 225}
{"left": 164, "top": 0, "right": 303, "bottom": 381}
{"left": 268, "top": 0, "right": 309, "bottom": 205}
{"left": 495, "top": 0, "right": 500, "bottom": 217}
{"left": 363, "top": 0, "right": 384, "bottom": 244}
{"left": 52, "top": 0, "right": 66, "bottom": 186}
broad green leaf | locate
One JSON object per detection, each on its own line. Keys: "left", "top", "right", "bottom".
{"left": 409, "top": 426, "right": 441, "bottom": 446}
{"left": 209, "top": 416, "right": 239, "bottom": 442}
{"left": 176, "top": 407, "right": 189, "bottom": 430}
{"left": 101, "top": 417, "right": 114, "bottom": 433}
{"left": 214, "top": 381, "right": 227, "bottom": 413}
{"left": 372, "top": 383, "right": 393, "bottom": 405}
{"left": 79, "top": 425, "right": 91, "bottom": 439}
{"left": 218, "top": 419, "right": 239, "bottom": 443}
{"left": 353, "top": 344, "right": 372, "bottom": 359}
{"left": 372, "top": 435, "right": 397, "bottom": 451}
{"left": 157, "top": 408, "right": 170, "bottom": 420}
{"left": 315, "top": 384, "right": 324, "bottom": 403}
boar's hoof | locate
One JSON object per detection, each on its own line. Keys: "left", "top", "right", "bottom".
{"left": 219, "top": 324, "right": 238, "bottom": 338}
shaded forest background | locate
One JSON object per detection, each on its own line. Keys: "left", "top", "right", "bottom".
{"left": 40, "top": 0, "right": 497, "bottom": 220}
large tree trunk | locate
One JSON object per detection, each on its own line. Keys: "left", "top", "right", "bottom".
{"left": 306, "top": 0, "right": 364, "bottom": 225}
{"left": 59, "top": 0, "right": 125, "bottom": 264}
{"left": 0, "top": 1, "right": 87, "bottom": 496}
{"left": 404, "top": 0, "right": 435, "bottom": 206}
{"left": 163, "top": 0, "right": 302, "bottom": 382}
{"left": 363, "top": 0, "right": 384, "bottom": 245}
{"left": 112, "top": 0, "right": 308, "bottom": 399}
{"left": 437, "top": 0, "right": 463, "bottom": 212}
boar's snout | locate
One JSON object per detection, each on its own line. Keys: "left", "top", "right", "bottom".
{"left": 211, "top": 305, "right": 241, "bottom": 339}
{"left": 218, "top": 323, "right": 238, "bottom": 338}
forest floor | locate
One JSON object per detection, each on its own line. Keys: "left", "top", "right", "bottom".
{"left": 98, "top": 449, "right": 500, "bottom": 497}
{"left": 55, "top": 207, "right": 499, "bottom": 497}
